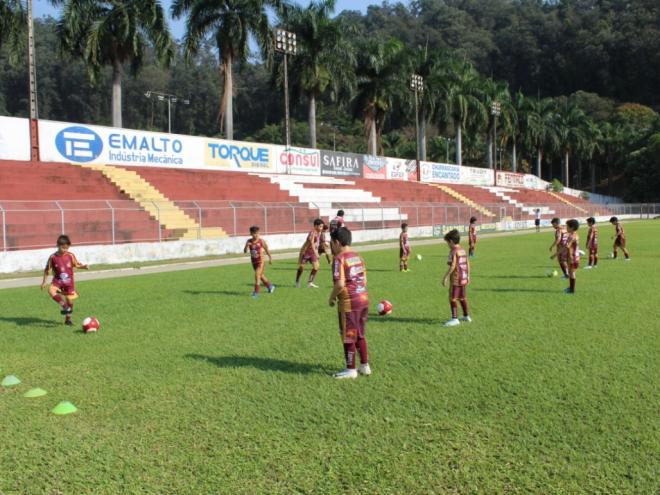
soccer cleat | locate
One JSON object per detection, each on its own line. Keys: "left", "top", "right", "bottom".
{"left": 358, "top": 363, "right": 372, "bottom": 376}
{"left": 333, "top": 368, "right": 358, "bottom": 380}
{"left": 562, "top": 274, "right": 569, "bottom": 279}
{"left": 267, "top": 284, "right": 276, "bottom": 294}
{"left": 564, "top": 288, "right": 575, "bottom": 294}
{"left": 584, "top": 266, "right": 593, "bottom": 270}
{"left": 460, "top": 316, "right": 472, "bottom": 323}
{"left": 60, "top": 306, "right": 73, "bottom": 315}
{"left": 64, "top": 319, "right": 73, "bottom": 326}
{"left": 443, "top": 318, "right": 461, "bottom": 327}
{"left": 624, "top": 258, "right": 631, "bottom": 262}
{"left": 251, "top": 291, "right": 259, "bottom": 299}
{"left": 307, "top": 282, "right": 319, "bottom": 289}
{"left": 295, "top": 281, "right": 301, "bottom": 288}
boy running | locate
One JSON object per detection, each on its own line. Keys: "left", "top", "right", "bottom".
{"left": 40, "top": 235, "right": 88, "bottom": 326}
{"left": 399, "top": 223, "right": 411, "bottom": 272}
{"left": 549, "top": 217, "right": 569, "bottom": 278}
{"left": 564, "top": 219, "right": 580, "bottom": 293}
{"left": 585, "top": 217, "right": 598, "bottom": 269}
{"left": 468, "top": 216, "right": 477, "bottom": 258}
{"left": 610, "top": 216, "right": 630, "bottom": 260}
{"left": 296, "top": 219, "right": 324, "bottom": 288}
{"left": 441, "top": 229, "right": 471, "bottom": 327}
{"left": 328, "top": 227, "right": 371, "bottom": 380}
{"left": 244, "top": 226, "right": 275, "bottom": 298}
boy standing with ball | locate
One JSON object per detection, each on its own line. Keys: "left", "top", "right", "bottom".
{"left": 399, "top": 223, "right": 411, "bottom": 272}
{"left": 565, "top": 219, "right": 580, "bottom": 294}
{"left": 549, "top": 218, "right": 569, "bottom": 278}
{"left": 585, "top": 217, "right": 598, "bottom": 269}
{"left": 328, "top": 227, "right": 371, "bottom": 379}
{"left": 244, "top": 226, "right": 275, "bottom": 298}
{"left": 442, "top": 229, "right": 471, "bottom": 327}
{"left": 296, "top": 219, "right": 324, "bottom": 288}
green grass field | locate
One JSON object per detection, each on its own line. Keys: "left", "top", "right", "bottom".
{"left": 1, "top": 221, "right": 659, "bottom": 494}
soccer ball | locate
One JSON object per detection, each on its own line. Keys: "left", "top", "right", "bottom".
{"left": 416, "top": 254, "right": 423, "bottom": 261}
{"left": 546, "top": 269, "right": 559, "bottom": 278}
{"left": 578, "top": 249, "right": 586, "bottom": 257}
{"left": 377, "top": 300, "right": 393, "bottom": 316}
{"left": 82, "top": 317, "right": 100, "bottom": 333}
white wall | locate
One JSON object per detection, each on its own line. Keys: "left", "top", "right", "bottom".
{"left": 0, "top": 116, "right": 31, "bottom": 161}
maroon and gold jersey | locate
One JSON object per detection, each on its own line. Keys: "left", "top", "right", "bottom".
{"left": 615, "top": 223, "right": 625, "bottom": 240}
{"left": 447, "top": 246, "right": 470, "bottom": 286}
{"left": 587, "top": 225, "right": 598, "bottom": 248}
{"left": 567, "top": 232, "right": 580, "bottom": 264}
{"left": 469, "top": 224, "right": 477, "bottom": 244}
{"left": 45, "top": 251, "right": 80, "bottom": 291}
{"left": 303, "top": 230, "right": 320, "bottom": 256}
{"left": 329, "top": 216, "right": 345, "bottom": 233}
{"left": 333, "top": 251, "right": 369, "bottom": 312}
{"left": 247, "top": 238, "right": 265, "bottom": 265}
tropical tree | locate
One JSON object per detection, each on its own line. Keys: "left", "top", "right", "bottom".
{"left": 434, "top": 59, "right": 485, "bottom": 166}
{"left": 55, "top": 0, "right": 174, "bottom": 128}
{"left": 526, "top": 97, "right": 559, "bottom": 179}
{"left": 352, "top": 37, "right": 404, "bottom": 156}
{"left": 481, "top": 78, "right": 511, "bottom": 169}
{"left": 172, "top": 0, "right": 282, "bottom": 140}
{"left": 554, "top": 99, "right": 587, "bottom": 187}
{"left": 277, "top": 0, "right": 354, "bottom": 148}
{"left": 0, "top": 0, "right": 25, "bottom": 58}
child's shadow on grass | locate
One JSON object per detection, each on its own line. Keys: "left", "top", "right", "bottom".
{"left": 481, "top": 275, "right": 548, "bottom": 279}
{"left": 0, "top": 316, "right": 58, "bottom": 328}
{"left": 186, "top": 354, "right": 330, "bottom": 375}
{"left": 474, "top": 288, "right": 557, "bottom": 293}
{"left": 183, "top": 290, "right": 244, "bottom": 297}
{"left": 369, "top": 315, "right": 437, "bottom": 324}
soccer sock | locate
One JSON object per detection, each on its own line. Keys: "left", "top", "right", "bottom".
{"left": 68, "top": 302, "right": 74, "bottom": 313}
{"left": 309, "top": 269, "right": 318, "bottom": 283}
{"left": 594, "top": 255, "right": 598, "bottom": 266}
{"left": 561, "top": 264, "right": 568, "bottom": 277}
{"left": 613, "top": 250, "right": 618, "bottom": 259}
{"left": 52, "top": 294, "right": 65, "bottom": 307}
{"left": 357, "top": 338, "right": 369, "bottom": 365}
{"left": 399, "top": 261, "right": 404, "bottom": 271}
{"left": 460, "top": 299, "right": 469, "bottom": 317}
{"left": 450, "top": 300, "right": 458, "bottom": 319}
{"left": 569, "top": 277, "right": 576, "bottom": 292}
{"left": 295, "top": 267, "right": 303, "bottom": 283}
{"left": 343, "top": 342, "right": 356, "bottom": 369}
{"left": 254, "top": 283, "right": 260, "bottom": 293}
{"left": 624, "top": 250, "right": 630, "bottom": 259}
{"left": 261, "top": 275, "right": 271, "bottom": 287}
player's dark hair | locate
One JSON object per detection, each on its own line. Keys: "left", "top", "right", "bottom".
{"left": 551, "top": 217, "right": 561, "bottom": 226}
{"left": 469, "top": 216, "right": 477, "bottom": 224}
{"left": 57, "top": 235, "right": 71, "bottom": 246}
{"left": 566, "top": 219, "right": 579, "bottom": 231}
{"left": 313, "top": 218, "right": 324, "bottom": 226}
{"left": 337, "top": 210, "right": 345, "bottom": 217}
{"left": 587, "top": 217, "right": 596, "bottom": 225}
{"left": 249, "top": 225, "right": 260, "bottom": 234}
{"left": 322, "top": 223, "right": 329, "bottom": 231}
{"left": 401, "top": 222, "right": 408, "bottom": 229}
{"left": 444, "top": 229, "right": 460, "bottom": 244}
{"left": 609, "top": 216, "right": 618, "bottom": 223}
{"left": 331, "top": 227, "right": 352, "bottom": 247}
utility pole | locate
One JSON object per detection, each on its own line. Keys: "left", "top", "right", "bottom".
{"left": 410, "top": 74, "right": 424, "bottom": 162}
{"left": 27, "top": 0, "right": 39, "bottom": 161}
{"left": 275, "top": 29, "right": 297, "bottom": 149}
{"left": 491, "top": 101, "right": 501, "bottom": 170}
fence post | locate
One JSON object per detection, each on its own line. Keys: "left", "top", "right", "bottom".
{"left": 193, "top": 200, "right": 202, "bottom": 240}
{"left": 55, "top": 201, "right": 64, "bottom": 234}
{"left": 0, "top": 202, "right": 5, "bottom": 252}
{"left": 105, "top": 200, "right": 115, "bottom": 245}
{"left": 362, "top": 207, "right": 366, "bottom": 230}
{"left": 381, "top": 206, "right": 385, "bottom": 229}
{"left": 263, "top": 204, "right": 268, "bottom": 234}
{"left": 153, "top": 201, "right": 162, "bottom": 242}
{"left": 232, "top": 204, "right": 237, "bottom": 236}
{"left": 291, "top": 204, "right": 296, "bottom": 234}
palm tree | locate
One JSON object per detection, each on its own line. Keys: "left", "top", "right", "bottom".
{"left": 0, "top": 0, "right": 25, "bottom": 62}
{"left": 554, "top": 99, "right": 587, "bottom": 187}
{"left": 434, "top": 59, "right": 485, "bottom": 166}
{"left": 55, "top": 0, "right": 174, "bottom": 128}
{"left": 352, "top": 37, "right": 404, "bottom": 156}
{"left": 526, "top": 97, "right": 559, "bottom": 179}
{"left": 506, "top": 91, "right": 529, "bottom": 173}
{"left": 172, "top": 0, "right": 281, "bottom": 140}
{"left": 277, "top": 0, "right": 354, "bottom": 148}
{"left": 576, "top": 118, "right": 602, "bottom": 189}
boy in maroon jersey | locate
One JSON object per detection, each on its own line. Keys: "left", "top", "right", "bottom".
{"left": 318, "top": 223, "right": 332, "bottom": 264}
{"left": 328, "top": 227, "right": 371, "bottom": 380}
{"left": 296, "top": 219, "right": 324, "bottom": 288}
{"left": 564, "top": 219, "right": 580, "bottom": 293}
{"left": 468, "top": 216, "right": 478, "bottom": 258}
{"left": 610, "top": 216, "right": 630, "bottom": 260}
{"left": 549, "top": 217, "right": 569, "bottom": 278}
{"left": 40, "top": 235, "right": 89, "bottom": 326}
{"left": 329, "top": 209, "right": 345, "bottom": 233}
{"left": 442, "top": 229, "right": 471, "bottom": 327}
{"left": 244, "top": 226, "right": 275, "bottom": 298}
{"left": 399, "top": 223, "right": 411, "bottom": 272}
{"left": 584, "top": 217, "right": 598, "bottom": 269}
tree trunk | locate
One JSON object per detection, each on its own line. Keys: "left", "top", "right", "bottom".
{"left": 564, "top": 151, "right": 570, "bottom": 187}
{"left": 222, "top": 55, "right": 234, "bottom": 140}
{"left": 112, "top": 60, "right": 122, "bottom": 128}
{"left": 419, "top": 106, "right": 427, "bottom": 161}
{"left": 486, "top": 127, "right": 493, "bottom": 169}
{"left": 455, "top": 123, "right": 462, "bottom": 165}
{"left": 536, "top": 148, "right": 542, "bottom": 178}
{"left": 512, "top": 140, "right": 517, "bottom": 173}
{"left": 368, "top": 117, "right": 377, "bottom": 156}
{"left": 308, "top": 92, "right": 317, "bottom": 148}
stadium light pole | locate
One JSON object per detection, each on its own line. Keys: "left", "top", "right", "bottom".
{"left": 491, "top": 101, "right": 502, "bottom": 170}
{"left": 27, "top": 0, "right": 39, "bottom": 160}
{"left": 144, "top": 91, "right": 190, "bottom": 133}
{"left": 275, "top": 29, "right": 297, "bottom": 149}
{"left": 320, "top": 122, "right": 338, "bottom": 151}
{"left": 410, "top": 74, "right": 424, "bottom": 162}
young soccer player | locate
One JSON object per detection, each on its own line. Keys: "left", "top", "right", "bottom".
{"left": 328, "top": 227, "right": 371, "bottom": 380}
{"left": 549, "top": 217, "right": 569, "bottom": 278}
{"left": 40, "top": 235, "right": 88, "bottom": 326}
{"left": 329, "top": 209, "right": 345, "bottom": 233}
{"left": 585, "top": 217, "right": 598, "bottom": 269}
{"left": 244, "top": 226, "right": 275, "bottom": 298}
{"left": 610, "top": 216, "right": 630, "bottom": 260}
{"left": 564, "top": 219, "right": 580, "bottom": 293}
{"left": 296, "top": 219, "right": 324, "bottom": 288}
{"left": 318, "top": 223, "right": 332, "bottom": 264}
{"left": 468, "top": 216, "right": 477, "bottom": 258}
{"left": 441, "top": 229, "right": 471, "bottom": 327}
{"left": 534, "top": 209, "right": 542, "bottom": 233}
{"left": 399, "top": 223, "right": 411, "bottom": 272}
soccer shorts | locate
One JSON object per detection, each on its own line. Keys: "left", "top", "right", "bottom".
{"left": 252, "top": 260, "right": 264, "bottom": 271}
{"left": 51, "top": 278, "right": 77, "bottom": 297}
{"left": 399, "top": 246, "right": 410, "bottom": 260}
{"left": 338, "top": 306, "right": 368, "bottom": 344}
{"left": 450, "top": 285, "right": 467, "bottom": 300}
{"left": 615, "top": 237, "right": 626, "bottom": 248}
{"left": 535, "top": 219, "right": 541, "bottom": 227}
{"left": 300, "top": 250, "right": 319, "bottom": 265}
{"left": 589, "top": 244, "right": 598, "bottom": 256}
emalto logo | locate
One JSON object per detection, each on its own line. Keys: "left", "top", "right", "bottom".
{"left": 55, "top": 126, "right": 103, "bottom": 162}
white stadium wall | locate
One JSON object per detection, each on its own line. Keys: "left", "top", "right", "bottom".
{"left": 0, "top": 116, "right": 31, "bottom": 161}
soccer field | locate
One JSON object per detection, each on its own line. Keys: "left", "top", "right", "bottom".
{"left": 1, "top": 221, "right": 658, "bottom": 494}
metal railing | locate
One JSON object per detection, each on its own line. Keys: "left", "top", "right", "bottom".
{"left": 0, "top": 200, "right": 656, "bottom": 252}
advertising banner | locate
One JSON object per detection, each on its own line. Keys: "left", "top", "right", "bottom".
{"left": 420, "top": 161, "right": 461, "bottom": 184}
{"left": 205, "top": 139, "right": 275, "bottom": 171}
{"left": 0, "top": 116, "right": 31, "bottom": 161}
{"left": 460, "top": 165, "right": 494, "bottom": 186}
{"left": 523, "top": 174, "right": 548, "bottom": 190}
{"left": 274, "top": 146, "right": 320, "bottom": 175}
{"left": 496, "top": 170, "right": 525, "bottom": 188}
{"left": 320, "top": 151, "right": 363, "bottom": 177}
{"left": 362, "top": 155, "right": 388, "bottom": 180}
{"left": 386, "top": 158, "right": 417, "bottom": 181}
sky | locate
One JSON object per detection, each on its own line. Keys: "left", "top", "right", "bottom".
{"left": 33, "top": 0, "right": 389, "bottom": 41}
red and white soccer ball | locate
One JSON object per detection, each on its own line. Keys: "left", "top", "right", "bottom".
{"left": 82, "top": 317, "right": 100, "bottom": 333}
{"left": 377, "top": 300, "right": 393, "bottom": 316}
